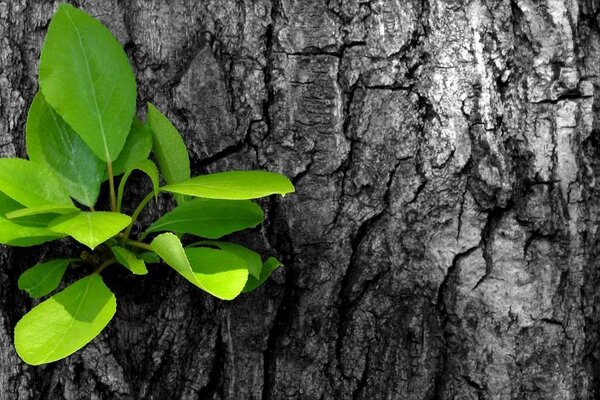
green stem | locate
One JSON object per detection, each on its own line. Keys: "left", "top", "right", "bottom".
{"left": 125, "top": 239, "right": 153, "bottom": 251}
{"left": 107, "top": 161, "right": 117, "bottom": 212}
{"left": 121, "top": 191, "right": 155, "bottom": 245}
{"left": 94, "top": 258, "right": 116, "bottom": 274}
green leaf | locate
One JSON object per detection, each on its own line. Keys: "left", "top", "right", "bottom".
{"left": 18, "top": 259, "right": 70, "bottom": 298}
{"left": 139, "top": 252, "right": 160, "bottom": 264}
{"left": 14, "top": 274, "right": 116, "bottom": 365}
{"left": 111, "top": 246, "right": 148, "bottom": 275}
{"left": 150, "top": 233, "right": 248, "bottom": 300}
{"left": 6, "top": 205, "right": 79, "bottom": 220}
{"left": 0, "top": 193, "right": 65, "bottom": 246}
{"left": 161, "top": 171, "right": 295, "bottom": 200}
{"left": 0, "top": 158, "right": 72, "bottom": 207}
{"left": 0, "top": 218, "right": 64, "bottom": 247}
{"left": 185, "top": 247, "right": 249, "bottom": 300}
{"left": 49, "top": 211, "right": 131, "bottom": 250}
{"left": 111, "top": 116, "right": 153, "bottom": 177}
{"left": 147, "top": 103, "right": 190, "bottom": 204}
{"left": 243, "top": 257, "right": 283, "bottom": 293}
{"left": 39, "top": 3, "right": 136, "bottom": 162}
{"left": 144, "top": 199, "right": 263, "bottom": 239}
{"left": 190, "top": 241, "right": 262, "bottom": 279}
{"left": 117, "top": 159, "right": 160, "bottom": 212}
{"left": 26, "top": 92, "right": 104, "bottom": 206}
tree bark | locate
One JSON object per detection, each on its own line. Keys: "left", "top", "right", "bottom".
{"left": 1, "top": 0, "right": 600, "bottom": 399}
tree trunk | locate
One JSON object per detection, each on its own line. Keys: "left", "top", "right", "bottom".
{"left": 1, "top": 0, "right": 600, "bottom": 399}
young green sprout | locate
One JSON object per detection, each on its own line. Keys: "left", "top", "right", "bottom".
{"left": 1, "top": 3, "right": 293, "bottom": 366}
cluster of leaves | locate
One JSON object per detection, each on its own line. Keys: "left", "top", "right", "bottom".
{"left": 3, "top": 3, "right": 293, "bottom": 366}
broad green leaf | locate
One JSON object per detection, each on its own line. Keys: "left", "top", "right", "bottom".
{"left": 161, "top": 171, "right": 295, "bottom": 200}
{"left": 190, "top": 241, "right": 261, "bottom": 279}
{"left": 111, "top": 116, "right": 153, "bottom": 177}
{"left": 0, "top": 158, "right": 72, "bottom": 207}
{"left": 14, "top": 274, "right": 116, "bottom": 365}
{"left": 26, "top": 92, "right": 104, "bottom": 206}
{"left": 18, "top": 259, "right": 70, "bottom": 298}
{"left": 6, "top": 205, "right": 79, "bottom": 220}
{"left": 144, "top": 198, "right": 263, "bottom": 239}
{"left": 243, "top": 257, "right": 283, "bottom": 293}
{"left": 116, "top": 159, "right": 160, "bottom": 212}
{"left": 49, "top": 211, "right": 131, "bottom": 250}
{"left": 39, "top": 3, "right": 136, "bottom": 162}
{"left": 111, "top": 246, "right": 147, "bottom": 275}
{"left": 150, "top": 233, "right": 248, "bottom": 300}
{"left": 0, "top": 193, "right": 65, "bottom": 246}
{"left": 147, "top": 103, "right": 190, "bottom": 204}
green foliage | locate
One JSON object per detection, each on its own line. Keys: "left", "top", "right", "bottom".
{"left": 243, "top": 257, "right": 283, "bottom": 293}
{"left": 147, "top": 103, "right": 190, "bottom": 205}
{"left": 14, "top": 274, "right": 117, "bottom": 365}
{"left": 190, "top": 241, "right": 262, "bottom": 279}
{"left": 145, "top": 198, "right": 263, "bottom": 239}
{"left": 18, "top": 259, "right": 70, "bottom": 298}
{"left": 111, "top": 117, "right": 153, "bottom": 177}
{"left": 116, "top": 159, "right": 159, "bottom": 211}
{"left": 111, "top": 246, "right": 148, "bottom": 275}
{"left": 49, "top": 211, "right": 132, "bottom": 250}
{"left": 4, "top": 3, "right": 294, "bottom": 366}
{"left": 39, "top": 3, "right": 136, "bottom": 162}
{"left": 26, "top": 92, "right": 105, "bottom": 206}
{"left": 162, "top": 171, "right": 295, "bottom": 200}
{"left": 0, "top": 158, "right": 73, "bottom": 207}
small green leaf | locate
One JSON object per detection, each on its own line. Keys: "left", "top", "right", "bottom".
{"left": 6, "top": 205, "right": 79, "bottom": 220}
{"left": 150, "top": 233, "right": 190, "bottom": 275}
{"left": 145, "top": 199, "right": 263, "bottom": 239}
{"left": 39, "top": 3, "right": 136, "bottom": 162}
{"left": 243, "top": 257, "right": 283, "bottom": 293}
{"left": 18, "top": 259, "right": 70, "bottom": 298}
{"left": 26, "top": 92, "right": 104, "bottom": 206}
{"left": 190, "top": 241, "right": 261, "bottom": 279}
{"left": 14, "top": 274, "right": 116, "bottom": 365}
{"left": 150, "top": 233, "right": 248, "bottom": 300}
{"left": 111, "top": 246, "right": 148, "bottom": 275}
{"left": 139, "top": 252, "right": 160, "bottom": 264}
{"left": 0, "top": 158, "right": 72, "bottom": 207}
{"left": 49, "top": 211, "right": 131, "bottom": 250}
{"left": 111, "top": 116, "right": 153, "bottom": 177}
{"left": 117, "top": 159, "right": 160, "bottom": 212}
{"left": 185, "top": 247, "right": 248, "bottom": 300}
{"left": 147, "top": 103, "right": 190, "bottom": 205}
{"left": 161, "top": 171, "right": 295, "bottom": 200}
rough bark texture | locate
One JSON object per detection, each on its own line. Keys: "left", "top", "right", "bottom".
{"left": 1, "top": 0, "right": 600, "bottom": 399}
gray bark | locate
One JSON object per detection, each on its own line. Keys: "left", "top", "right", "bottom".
{"left": 1, "top": 0, "right": 600, "bottom": 399}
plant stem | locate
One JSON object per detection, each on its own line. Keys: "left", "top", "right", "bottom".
{"left": 125, "top": 239, "right": 153, "bottom": 251}
{"left": 94, "top": 258, "right": 116, "bottom": 274}
{"left": 121, "top": 191, "right": 155, "bottom": 245}
{"left": 107, "top": 161, "right": 117, "bottom": 212}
